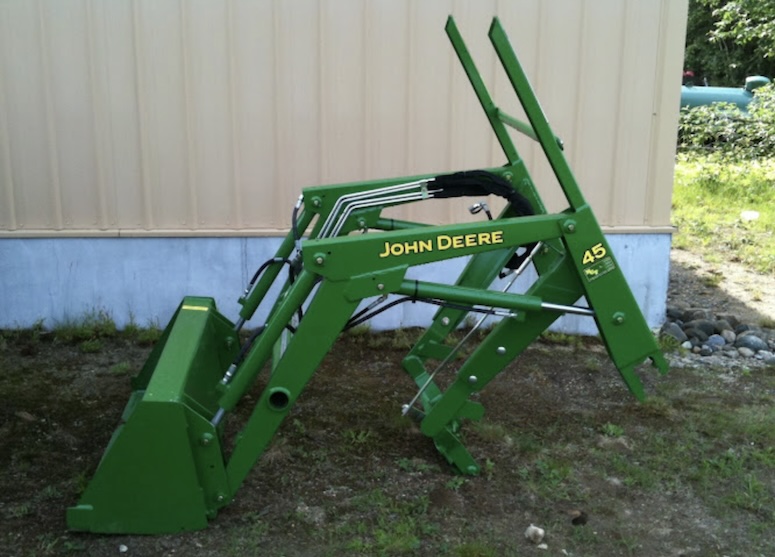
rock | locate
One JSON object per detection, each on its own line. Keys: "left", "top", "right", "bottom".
{"left": 706, "top": 334, "right": 726, "bottom": 349}
{"left": 721, "top": 330, "right": 737, "bottom": 344}
{"left": 683, "top": 308, "right": 712, "bottom": 321}
{"left": 569, "top": 510, "right": 588, "bottom": 526}
{"left": 525, "top": 524, "right": 545, "bottom": 544}
{"left": 738, "top": 347, "right": 755, "bottom": 358}
{"left": 660, "top": 322, "right": 687, "bottom": 343}
{"left": 764, "top": 355, "right": 775, "bottom": 366}
{"left": 666, "top": 306, "right": 684, "bottom": 321}
{"left": 683, "top": 319, "right": 716, "bottom": 337}
{"left": 119, "top": 546, "right": 128, "bottom": 553}
{"left": 714, "top": 319, "right": 733, "bottom": 333}
{"left": 735, "top": 324, "right": 751, "bottom": 334}
{"left": 681, "top": 341, "right": 693, "bottom": 350}
{"left": 735, "top": 333, "right": 768, "bottom": 353}
{"left": 723, "top": 350, "right": 739, "bottom": 358}
{"left": 699, "top": 346, "right": 713, "bottom": 356}
{"left": 716, "top": 313, "right": 740, "bottom": 329}
{"left": 684, "top": 328, "right": 709, "bottom": 343}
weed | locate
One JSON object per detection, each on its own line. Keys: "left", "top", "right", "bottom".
{"left": 343, "top": 429, "right": 373, "bottom": 446}
{"left": 345, "top": 323, "right": 371, "bottom": 336}
{"left": 396, "top": 457, "right": 437, "bottom": 474}
{"left": 701, "top": 271, "right": 723, "bottom": 287}
{"left": 336, "top": 489, "right": 432, "bottom": 555}
{"left": 483, "top": 458, "right": 495, "bottom": 479}
{"left": 445, "top": 476, "right": 467, "bottom": 491}
{"left": 600, "top": 422, "right": 625, "bottom": 437}
{"left": 7, "top": 502, "right": 32, "bottom": 518}
{"left": 40, "top": 485, "right": 61, "bottom": 499}
{"left": 541, "top": 330, "right": 584, "bottom": 350}
{"left": 760, "top": 316, "right": 775, "bottom": 329}
{"left": 78, "top": 339, "right": 102, "bottom": 353}
{"left": 109, "top": 361, "right": 132, "bottom": 375}
{"left": 55, "top": 309, "right": 116, "bottom": 344}
{"left": 658, "top": 333, "right": 684, "bottom": 353}
{"left": 136, "top": 320, "right": 162, "bottom": 346}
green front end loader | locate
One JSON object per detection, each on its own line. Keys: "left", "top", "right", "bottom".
{"left": 67, "top": 17, "right": 668, "bottom": 534}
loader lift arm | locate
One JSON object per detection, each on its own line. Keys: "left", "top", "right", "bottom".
{"left": 67, "top": 17, "right": 667, "bottom": 534}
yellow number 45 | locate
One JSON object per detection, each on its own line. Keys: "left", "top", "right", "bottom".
{"left": 582, "top": 242, "right": 607, "bottom": 265}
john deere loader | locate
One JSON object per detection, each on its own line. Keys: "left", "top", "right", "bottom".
{"left": 67, "top": 17, "right": 667, "bottom": 534}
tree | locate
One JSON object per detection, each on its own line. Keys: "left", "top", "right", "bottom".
{"left": 683, "top": 0, "right": 775, "bottom": 86}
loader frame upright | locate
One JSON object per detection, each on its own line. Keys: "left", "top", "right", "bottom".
{"left": 67, "top": 17, "right": 668, "bottom": 534}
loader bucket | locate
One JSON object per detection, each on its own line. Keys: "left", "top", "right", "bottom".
{"left": 67, "top": 297, "right": 239, "bottom": 534}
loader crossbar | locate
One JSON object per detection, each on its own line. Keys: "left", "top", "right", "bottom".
{"left": 67, "top": 17, "right": 667, "bottom": 534}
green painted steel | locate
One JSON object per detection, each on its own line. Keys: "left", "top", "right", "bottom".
{"left": 68, "top": 16, "right": 668, "bottom": 534}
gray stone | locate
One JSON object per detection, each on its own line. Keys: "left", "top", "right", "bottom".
{"left": 756, "top": 350, "right": 774, "bottom": 360}
{"left": 683, "top": 308, "right": 712, "bottom": 321}
{"left": 666, "top": 306, "right": 684, "bottom": 321}
{"left": 684, "top": 328, "right": 709, "bottom": 343}
{"left": 723, "top": 350, "right": 739, "bottom": 358}
{"left": 735, "top": 333, "right": 768, "bottom": 353}
{"left": 714, "top": 319, "right": 733, "bottom": 333}
{"left": 721, "top": 330, "right": 737, "bottom": 344}
{"left": 660, "top": 322, "right": 688, "bottom": 343}
{"left": 764, "top": 355, "right": 775, "bottom": 366}
{"left": 684, "top": 319, "right": 717, "bottom": 337}
{"left": 699, "top": 346, "right": 713, "bottom": 356}
{"left": 715, "top": 313, "right": 740, "bottom": 329}
{"left": 681, "top": 341, "right": 693, "bottom": 350}
{"left": 706, "top": 334, "right": 726, "bottom": 349}
{"left": 735, "top": 324, "right": 751, "bottom": 334}
{"left": 738, "top": 347, "right": 756, "bottom": 358}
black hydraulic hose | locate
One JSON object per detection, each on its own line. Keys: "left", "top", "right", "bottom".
{"left": 248, "top": 257, "right": 291, "bottom": 289}
{"left": 343, "top": 296, "right": 507, "bottom": 331}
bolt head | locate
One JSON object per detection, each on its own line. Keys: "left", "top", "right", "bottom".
{"left": 496, "top": 346, "right": 506, "bottom": 355}
{"left": 377, "top": 283, "right": 384, "bottom": 291}
{"left": 315, "top": 256, "right": 324, "bottom": 265}
{"left": 441, "top": 317, "right": 450, "bottom": 326}
{"left": 468, "top": 375, "right": 478, "bottom": 384}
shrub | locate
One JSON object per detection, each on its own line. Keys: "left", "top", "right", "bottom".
{"left": 678, "top": 84, "right": 775, "bottom": 159}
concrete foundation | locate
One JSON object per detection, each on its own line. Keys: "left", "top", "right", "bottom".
{"left": 0, "top": 234, "right": 670, "bottom": 335}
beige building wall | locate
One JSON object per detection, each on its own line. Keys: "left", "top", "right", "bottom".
{"left": 0, "top": 0, "right": 687, "bottom": 237}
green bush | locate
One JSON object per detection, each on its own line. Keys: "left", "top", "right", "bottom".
{"left": 678, "top": 84, "right": 775, "bottom": 159}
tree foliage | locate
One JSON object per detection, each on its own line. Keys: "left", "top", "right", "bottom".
{"left": 684, "top": 0, "right": 775, "bottom": 86}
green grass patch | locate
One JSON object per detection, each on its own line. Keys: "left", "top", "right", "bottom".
{"left": 54, "top": 309, "right": 117, "bottom": 344}
{"left": 673, "top": 154, "right": 775, "bottom": 275}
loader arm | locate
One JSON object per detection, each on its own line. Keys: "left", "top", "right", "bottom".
{"left": 67, "top": 16, "right": 667, "bottom": 534}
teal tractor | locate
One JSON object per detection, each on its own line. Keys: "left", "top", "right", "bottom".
{"left": 67, "top": 17, "right": 668, "bottom": 534}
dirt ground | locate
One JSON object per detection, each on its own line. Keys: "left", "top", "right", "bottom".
{"left": 1, "top": 252, "right": 774, "bottom": 557}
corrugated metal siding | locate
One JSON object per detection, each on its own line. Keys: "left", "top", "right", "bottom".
{"left": 0, "top": 0, "right": 687, "bottom": 236}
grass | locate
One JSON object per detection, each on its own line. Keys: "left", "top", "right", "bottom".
{"left": 673, "top": 154, "right": 775, "bottom": 275}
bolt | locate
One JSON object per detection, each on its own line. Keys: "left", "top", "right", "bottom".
{"left": 496, "top": 346, "right": 506, "bottom": 355}
{"left": 613, "top": 312, "right": 625, "bottom": 325}
{"left": 503, "top": 172, "right": 513, "bottom": 181}
{"left": 566, "top": 223, "right": 576, "bottom": 233}
{"left": 312, "top": 197, "right": 322, "bottom": 207}
{"left": 441, "top": 317, "right": 450, "bottom": 326}
{"left": 468, "top": 375, "right": 477, "bottom": 384}
{"left": 216, "top": 494, "right": 225, "bottom": 503}
{"left": 315, "top": 256, "right": 324, "bottom": 265}
{"left": 377, "top": 283, "right": 384, "bottom": 291}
